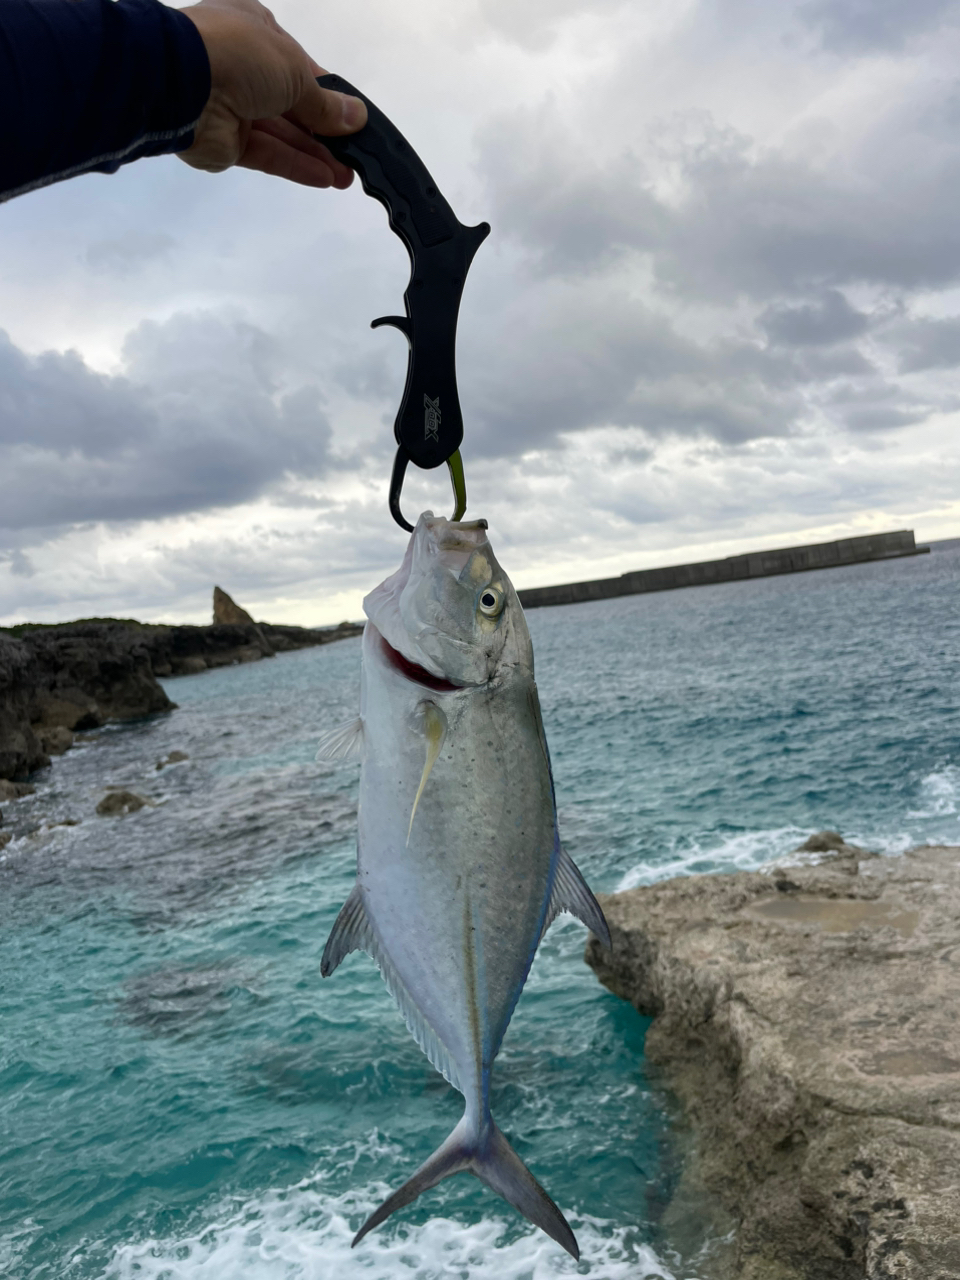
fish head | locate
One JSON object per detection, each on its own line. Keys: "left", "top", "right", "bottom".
{"left": 363, "top": 512, "right": 532, "bottom": 686}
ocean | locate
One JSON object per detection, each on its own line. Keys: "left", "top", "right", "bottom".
{"left": 1, "top": 540, "right": 958, "bottom": 1280}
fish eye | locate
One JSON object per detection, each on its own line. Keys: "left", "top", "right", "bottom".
{"left": 478, "top": 585, "right": 504, "bottom": 618}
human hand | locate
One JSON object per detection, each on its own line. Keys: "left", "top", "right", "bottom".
{"left": 179, "top": 0, "right": 366, "bottom": 187}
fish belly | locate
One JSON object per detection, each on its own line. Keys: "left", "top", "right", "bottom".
{"left": 357, "top": 659, "right": 556, "bottom": 1099}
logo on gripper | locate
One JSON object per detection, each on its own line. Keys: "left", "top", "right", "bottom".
{"left": 424, "top": 394, "right": 440, "bottom": 442}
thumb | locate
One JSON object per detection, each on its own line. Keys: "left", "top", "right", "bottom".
{"left": 293, "top": 79, "right": 367, "bottom": 136}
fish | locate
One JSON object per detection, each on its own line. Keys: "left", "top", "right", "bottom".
{"left": 316, "top": 512, "right": 610, "bottom": 1258}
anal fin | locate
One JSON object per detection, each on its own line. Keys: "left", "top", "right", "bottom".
{"left": 544, "top": 847, "right": 611, "bottom": 949}
{"left": 320, "top": 882, "right": 462, "bottom": 1091}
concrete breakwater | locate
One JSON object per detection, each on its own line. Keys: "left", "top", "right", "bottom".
{"left": 518, "top": 529, "right": 927, "bottom": 609}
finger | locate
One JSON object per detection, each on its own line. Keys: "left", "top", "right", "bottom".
{"left": 255, "top": 117, "right": 355, "bottom": 186}
{"left": 289, "top": 77, "right": 367, "bottom": 137}
{"left": 237, "top": 128, "right": 342, "bottom": 188}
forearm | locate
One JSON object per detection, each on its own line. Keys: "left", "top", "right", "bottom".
{"left": 0, "top": 0, "right": 211, "bottom": 203}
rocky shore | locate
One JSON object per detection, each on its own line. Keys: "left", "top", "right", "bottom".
{"left": 0, "top": 602, "right": 362, "bottom": 780}
{"left": 586, "top": 836, "right": 960, "bottom": 1280}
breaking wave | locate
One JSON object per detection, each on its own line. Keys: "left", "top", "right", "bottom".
{"left": 100, "top": 1178, "right": 682, "bottom": 1280}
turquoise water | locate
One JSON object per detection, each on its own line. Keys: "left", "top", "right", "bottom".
{"left": 1, "top": 542, "right": 958, "bottom": 1280}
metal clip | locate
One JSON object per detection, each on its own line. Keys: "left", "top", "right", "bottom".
{"left": 389, "top": 447, "right": 467, "bottom": 532}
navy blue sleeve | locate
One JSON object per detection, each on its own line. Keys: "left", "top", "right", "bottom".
{"left": 0, "top": 0, "right": 211, "bottom": 203}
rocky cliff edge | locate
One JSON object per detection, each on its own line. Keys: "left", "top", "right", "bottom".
{"left": 586, "top": 838, "right": 960, "bottom": 1280}
{"left": 0, "top": 618, "right": 362, "bottom": 780}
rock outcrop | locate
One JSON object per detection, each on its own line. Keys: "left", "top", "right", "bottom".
{"left": 96, "top": 789, "right": 150, "bottom": 815}
{"left": 0, "top": 616, "right": 363, "bottom": 780}
{"left": 0, "top": 624, "right": 175, "bottom": 779}
{"left": 213, "top": 585, "right": 255, "bottom": 626}
{"left": 586, "top": 839, "right": 960, "bottom": 1280}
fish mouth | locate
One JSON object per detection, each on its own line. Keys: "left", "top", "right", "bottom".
{"left": 376, "top": 629, "right": 464, "bottom": 693}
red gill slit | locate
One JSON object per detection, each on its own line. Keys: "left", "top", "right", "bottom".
{"left": 377, "top": 631, "right": 461, "bottom": 693}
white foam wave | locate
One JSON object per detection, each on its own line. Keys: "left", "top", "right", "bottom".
{"left": 615, "top": 825, "right": 810, "bottom": 891}
{"left": 100, "top": 1177, "right": 684, "bottom": 1280}
{"left": 907, "top": 765, "right": 960, "bottom": 820}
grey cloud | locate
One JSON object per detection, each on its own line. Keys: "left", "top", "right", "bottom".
{"left": 332, "top": 348, "right": 404, "bottom": 401}
{"left": 478, "top": 0, "right": 629, "bottom": 50}
{"left": 790, "top": 347, "right": 876, "bottom": 378}
{"left": 0, "top": 314, "right": 332, "bottom": 532}
{"left": 797, "top": 0, "right": 960, "bottom": 53}
{"left": 85, "top": 231, "right": 176, "bottom": 275}
{"left": 888, "top": 315, "right": 960, "bottom": 371}
{"left": 841, "top": 405, "right": 925, "bottom": 430}
{"left": 823, "top": 377, "right": 931, "bottom": 431}
{"left": 479, "top": 103, "right": 960, "bottom": 301}
{"left": 0, "top": 549, "right": 34, "bottom": 577}
{"left": 759, "top": 290, "right": 870, "bottom": 346}
{"left": 477, "top": 113, "right": 663, "bottom": 279}
{"left": 461, "top": 283, "right": 808, "bottom": 455}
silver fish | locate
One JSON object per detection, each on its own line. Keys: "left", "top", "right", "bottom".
{"left": 316, "top": 512, "right": 610, "bottom": 1258}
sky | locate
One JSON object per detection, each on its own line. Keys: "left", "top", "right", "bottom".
{"left": 2, "top": 0, "right": 960, "bottom": 626}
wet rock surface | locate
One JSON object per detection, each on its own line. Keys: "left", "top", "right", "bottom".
{"left": 96, "top": 790, "right": 151, "bottom": 816}
{"left": 0, "top": 617, "right": 362, "bottom": 780}
{"left": 586, "top": 839, "right": 960, "bottom": 1280}
{"left": 0, "top": 624, "right": 175, "bottom": 779}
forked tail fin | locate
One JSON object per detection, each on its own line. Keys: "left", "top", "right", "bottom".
{"left": 352, "top": 1113, "right": 579, "bottom": 1260}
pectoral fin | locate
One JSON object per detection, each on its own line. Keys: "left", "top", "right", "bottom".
{"left": 407, "top": 702, "right": 447, "bottom": 844}
{"left": 315, "top": 717, "right": 364, "bottom": 763}
{"left": 543, "top": 846, "right": 611, "bottom": 948}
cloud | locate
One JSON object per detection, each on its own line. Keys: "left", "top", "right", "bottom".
{"left": 759, "top": 290, "right": 871, "bottom": 346}
{"left": 459, "top": 278, "right": 812, "bottom": 456}
{"left": 0, "top": 549, "right": 34, "bottom": 578}
{"left": 0, "top": 313, "right": 332, "bottom": 531}
{"left": 85, "top": 231, "right": 176, "bottom": 275}
{"left": 797, "top": 0, "right": 960, "bottom": 53}
{"left": 478, "top": 84, "right": 960, "bottom": 301}
{"left": 2, "top": 0, "right": 960, "bottom": 625}
{"left": 477, "top": 0, "right": 631, "bottom": 51}
{"left": 889, "top": 315, "right": 960, "bottom": 372}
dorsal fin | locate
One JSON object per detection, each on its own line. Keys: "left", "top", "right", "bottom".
{"left": 543, "top": 847, "right": 611, "bottom": 948}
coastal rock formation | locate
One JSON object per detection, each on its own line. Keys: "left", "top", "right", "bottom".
{"left": 156, "top": 751, "right": 189, "bottom": 770}
{"left": 0, "top": 615, "right": 363, "bottom": 780}
{"left": 586, "top": 839, "right": 960, "bottom": 1280}
{"left": 0, "top": 625, "right": 175, "bottom": 779}
{"left": 0, "top": 780, "right": 34, "bottom": 801}
{"left": 213, "top": 586, "right": 255, "bottom": 626}
{"left": 96, "top": 790, "right": 150, "bottom": 816}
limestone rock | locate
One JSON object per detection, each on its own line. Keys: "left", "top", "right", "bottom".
{"left": 156, "top": 750, "right": 189, "bottom": 770}
{"left": 36, "top": 725, "right": 74, "bottom": 755}
{"left": 213, "top": 586, "right": 255, "bottom": 626}
{"left": 96, "top": 790, "right": 150, "bottom": 816}
{"left": 796, "top": 829, "right": 852, "bottom": 853}
{"left": 585, "top": 841, "right": 960, "bottom": 1280}
{"left": 176, "top": 656, "right": 208, "bottom": 676}
{"left": 0, "top": 780, "right": 35, "bottom": 801}
{"left": 0, "top": 831, "right": 11, "bottom": 850}
{"left": 0, "top": 625, "right": 175, "bottom": 779}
